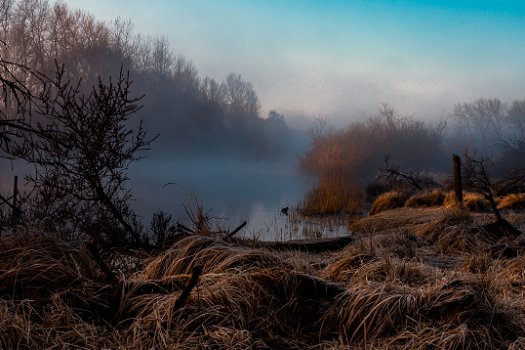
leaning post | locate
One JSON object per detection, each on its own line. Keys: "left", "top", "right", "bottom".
{"left": 452, "top": 154, "right": 463, "bottom": 209}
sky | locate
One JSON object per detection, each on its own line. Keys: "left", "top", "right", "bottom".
{"left": 62, "top": 0, "right": 525, "bottom": 126}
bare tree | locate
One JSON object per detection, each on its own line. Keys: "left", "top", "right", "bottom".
{"left": 506, "top": 97, "right": 525, "bottom": 152}
{"left": 308, "top": 114, "right": 327, "bottom": 141}
{"left": 462, "top": 152, "right": 522, "bottom": 235}
{"left": 151, "top": 35, "right": 173, "bottom": 80}
{"left": 222, "top": 73, "right": 259, "bottom": 117}
{"left": 379, "top": 156, "right": 439, "bottom": 191}
{"left": 110, "top": 17, "right": 135, "bottom": 62}
{"left": 0, "top": 0, "right": 15, "bottom": 45}
{"left": 6, "top": 63, "right": 153, "bottom": 244}
{"left": 451, "top": 98, "right": 507, "bottom": 155}
{"left": 200, "top": 76, "right": 224, "bottom": 105}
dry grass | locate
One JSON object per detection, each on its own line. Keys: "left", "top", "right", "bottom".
{"left": 444, "top": 191, "right": 492, "bottom": 211}
{"left": 140, "top": 235, "right": 294, "bottom": 278}
{"left": 405, "top": 188, "right": 446, "bottom": 208}
{"left": 2, "top": 207, "right": 525, "bottom": 349}
{"left": 498, "top": 193, "right": 525, "bottom": 210}
{"left": 369, "top": 191, "right": 409, "bottom": 216}
{"left": 300, "top": 174, "right": 364, "bottom": 216}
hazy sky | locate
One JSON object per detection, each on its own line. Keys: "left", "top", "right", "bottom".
{"left": 63, "top": 0, "right": 525, "bottom": 125}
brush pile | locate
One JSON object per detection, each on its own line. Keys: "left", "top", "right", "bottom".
{"left": 2, "top": 208, "right": 525, "bottom": 349}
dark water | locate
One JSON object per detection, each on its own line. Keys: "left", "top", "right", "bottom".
{"left": 128, "top": 157, "right": 318, "bottom": 240}
{"left": 2, "top": 156, "right": 349, "bottom": 241}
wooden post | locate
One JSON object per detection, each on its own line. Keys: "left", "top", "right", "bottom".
{"left": 12, "top": 176, "right": 20, "bottom": 224}
{"left": 452, "top": 154, "right": 463, "bottom": 209}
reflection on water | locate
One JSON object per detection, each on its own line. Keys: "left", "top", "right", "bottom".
{"left": 128, "top": 157, "right": 350, "bottom": 241}
{"left": 240, "top": 203, "right": 349, "bottom": 241}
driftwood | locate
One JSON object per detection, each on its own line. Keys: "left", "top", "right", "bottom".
{"left": 291, "top": 271, "right": 346, "bottom": 301}
{"left": 225, "top": 221, "right": 247, "bottom": 240}
{"left": 174, "top": 265, "right": 203, "bottom": 310}
{"left": 254, "top": 236, "right": 353, "bottom": 253}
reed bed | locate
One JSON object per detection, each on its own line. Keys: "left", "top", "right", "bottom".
{"left": 2, "top": 206, "right": 525, "bottom": 349}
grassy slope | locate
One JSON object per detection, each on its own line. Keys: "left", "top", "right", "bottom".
{"left": 2, "top": 207, "right": 525, "bottom": 349}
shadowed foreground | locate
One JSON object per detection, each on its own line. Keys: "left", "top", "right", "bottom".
{"left": 2, "top": 208, "right": 525, "bottom": 349}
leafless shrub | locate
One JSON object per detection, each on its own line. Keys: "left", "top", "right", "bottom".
{"left": 150, "top": 210, "right": 175, "bottom": 247}
{"left": 2, "top": 61, "right": 153, "bottom": 244}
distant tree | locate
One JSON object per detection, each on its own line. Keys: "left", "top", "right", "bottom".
{"left": 109, "top": 17, "right": 135, "bottom": 65}
{"left": 151, "top": 35, "right": 173, "bottom": 81}
{"left": 200, "top": 76, "right": 224, "bottom": 106}
{"left": 222, "top": 73, "right": 259, "bottom": 118}
{"left": 308, "top": 114, "right": 327, "bottom": 141}
{"left": 262, "top": 110, "right": 289, "bottom": 157}
{"left": 450, "top": 98, "right": 506, "bottom": 155}
{"left": 506, "top": 97, "right": 525, "bottom": 152}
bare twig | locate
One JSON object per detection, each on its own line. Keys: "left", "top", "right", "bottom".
{"left": 173, "top": 265, "right": 203, "bottom": 310}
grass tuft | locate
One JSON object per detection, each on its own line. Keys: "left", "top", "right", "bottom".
{"left": 369, "top": 191, "right": 409, "bottom": 216}
{"left": 405, "top": 188, "right": 446, "bottom": 208}
{"left": 498, "top": 193, "right": 525, "bottom": 210}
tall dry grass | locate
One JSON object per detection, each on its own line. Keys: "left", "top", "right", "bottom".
{"left": 300, "top": 173, "right": 364, "bottom": 216}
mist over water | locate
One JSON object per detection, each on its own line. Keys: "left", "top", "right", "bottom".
{"left": 128, "top": 155, "right": 310, "bottom": 239}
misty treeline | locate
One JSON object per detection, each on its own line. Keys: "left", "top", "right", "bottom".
{"left": 301, "top": 99, "right": 525, "bottom": 215}
{"left": 0, "top": 0, "right": 289, "bottom": 160}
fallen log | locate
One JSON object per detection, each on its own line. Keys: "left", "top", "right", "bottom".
{"left": 225, "top": 220, "right": 247, "bottom": 240}
{"left": 253, "top": 236, "right": 353, "bottom": 253}
{"left": 292, "top": 271, "right": 346, "bottom": 301}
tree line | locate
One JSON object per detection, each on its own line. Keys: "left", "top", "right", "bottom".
{"left": 0, "top": 0, "right": 290, "bottom": 160}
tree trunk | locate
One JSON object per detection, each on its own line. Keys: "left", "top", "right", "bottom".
{"left": 453, "top": 154, "right": 463, "bottom": 208}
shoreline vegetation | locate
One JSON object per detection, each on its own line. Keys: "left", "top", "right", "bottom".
{"left": 2, "top": 204, "right": 525, "bottom": 349}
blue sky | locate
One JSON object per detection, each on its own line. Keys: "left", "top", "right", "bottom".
{"left": 63, "top": 0, "right": 525, "bottom": 124}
